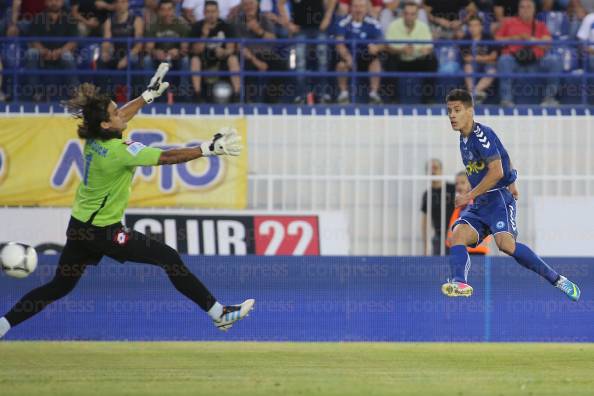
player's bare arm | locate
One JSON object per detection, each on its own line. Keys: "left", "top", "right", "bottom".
{"left": 108, "top": 63, "right": 171, "bottom": 124}
{"left": 455, "top": 159, "right": 504, "bottom": 207}
{"left": 118, "top": 96, "right": 148, "bottom": 123}
{"left": 158, "top": 127, "right": 242, "bottom": 165}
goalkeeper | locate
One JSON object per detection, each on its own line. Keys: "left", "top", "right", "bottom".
{"left": 0, "top": 64, "right": 254, "bottom": 339}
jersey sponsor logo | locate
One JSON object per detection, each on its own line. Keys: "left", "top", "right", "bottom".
{"left": 466, "top": 160, "right": 485, "bottom": 175}
{"left": 126, "top": 142, "right": 146, "bottom": 157}
{"left": 496, "top": 221, "right": 505, "bottom": 230}
{"left": 474, "top": 125, "right": 491, "bottom": 149}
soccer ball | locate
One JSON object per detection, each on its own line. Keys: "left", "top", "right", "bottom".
{"left": 0, "top": 242, "right": 38, "bottom": 279}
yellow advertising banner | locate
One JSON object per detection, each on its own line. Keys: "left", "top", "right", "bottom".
{"left": 0, "top": 116, "right": 248, "bottom": 208}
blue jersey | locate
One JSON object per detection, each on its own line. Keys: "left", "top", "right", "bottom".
{"left": 335, "top": 15, "right": 382, "bottom": 53}
{"left": 460, "top": 122, "right": 517, "bottom": 190}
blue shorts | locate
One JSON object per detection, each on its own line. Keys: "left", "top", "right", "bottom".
{"left": 453, "top": 188, "right": 518, "bottom": 247}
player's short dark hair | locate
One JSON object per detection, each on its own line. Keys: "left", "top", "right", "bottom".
{"left": 204, "top": 0, "right": 218, "bottom": 9}
{"left": 402, "top": 1, "right": 418, "bottom": 9}
{"left": 63, "top": 83, "right": 115, "bottom": 140}
{"left": 446, "top": 89, "right": 474, "bottom": 108}
{"left": 159, "top": 0, "right": 174, "bottom": 8}
{"left": 467, "top": 15, "right": 483, "bottom": 24}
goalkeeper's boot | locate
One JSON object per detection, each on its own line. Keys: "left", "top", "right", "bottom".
{"left": 213, "top": 299, "right": 255, "bottom": 332}
{"left": 555, "top": 276, "right": 580, "bottom": 302}
{"left": 441, "top": 280, "right": 473, "bottom": 297}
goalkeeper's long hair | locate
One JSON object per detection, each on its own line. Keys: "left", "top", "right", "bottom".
{"left": 63, "top": 83, "right": 118, "bottom": 140}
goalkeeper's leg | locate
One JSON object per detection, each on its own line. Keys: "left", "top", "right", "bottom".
{"left": 105, "top": 227, "right": 254, "bottom": 331}
{"left": 1, "top": 243, "right": 93, "bottom": 338}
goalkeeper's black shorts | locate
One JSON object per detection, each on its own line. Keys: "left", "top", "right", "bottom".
{"left": 60, "top": 216, "right": 168, "bottom": 267}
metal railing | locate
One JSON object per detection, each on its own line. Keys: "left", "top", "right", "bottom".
{"left": 1, "top": 36, "right": 592, "bottom": 103}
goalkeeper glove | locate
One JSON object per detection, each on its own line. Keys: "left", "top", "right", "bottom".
{"left": 200, "top": 127, "right": 242, "bottom": 157}
{"left": 141, "top": 62, "right": 170, "bottom": 104}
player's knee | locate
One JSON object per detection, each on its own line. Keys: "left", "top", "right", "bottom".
{"left": 496, "top": 238, "right": 516, "bottom": 256}
{"left": 451, "top": 224, "right": 477, "bottom": 246}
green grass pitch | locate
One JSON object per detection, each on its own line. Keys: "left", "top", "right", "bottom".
{"left": 1, "top": 342, "right": 593, "bottom": 396}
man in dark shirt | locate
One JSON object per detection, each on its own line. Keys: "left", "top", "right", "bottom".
{"left": 494, "top": 0, "right": 519, "bottom": 20}
{"left": 71, "top": 0, "right": 115, "bottom": 36}
{"left": 189, "top": 0, "right": 240, "bottom": 102}
{"left": 25, "top": 0, "right": 78, "bottom": 101}
{"left": 460, "top": 15, "right": 498, "bottom": 103}
{"left": 230, "top": 0, "right": 284, "bottom": 103}
{"left": 144, "top": 0, "right": 191, "bottom": 101}
{"left": 278, "top": 0, "right": 336, "bottom": 103}
{"left": 424, "top": 0, "right": 469, "bottom": 38}
{"left": 421, "top": 158, "right": 456, "bottom": 255}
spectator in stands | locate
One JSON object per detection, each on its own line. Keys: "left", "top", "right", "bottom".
{"left": 461, "top": 16, "right": 497, "bottom": 103}
{"left": 335, "top": 0, "right": 383, "bottom": 104}
{"left": 577, "top": 6, "right": 594, "bottom": 70}
{"left": 189, "top": 0, "right": 241, "bottom": 102}
{"left": 384, "top": 1, "right": 437, "bottom": 103}
{"left": 574, "top": 0, "right": 594, "bottom": 13}
{"left": 230, "top": 0, "right": 284, "bottom": 103}
{"left": 142, "top": 0, "right": 159, "bottom": 27}
{"left": 72, "top": 0, "right": 115, "bottom": 36}
{"left": 460, "top": 1, "right": 493, "bottom": 35}
{"left": 9, "top": 0, "right": 46, "bottom": 35}
{"left": 278, "top": 0, "right": 336, "bottom": 103}
{"left": 98, "top": 0, "right": 144, "bottom": 95}
{"left": 567, "top": 0, "right": 588, "bottom": 38}
{"left": 338, "top": 0, "right": 383, "bottom": 19}
{"left": 25, "top": 0, "right": 79, "bottom": 101}
{"left": 494, "top": 0, "right": 519, "bottom": 20}
{"left": 379, "top": 0, "right": 429, "bottom": 34}
{"left": 182, "top": 0, "right": 241, "bottom": 24}
{"left": 537, "top": 0, "right": 570, "bottom": 40}
{"left": 145, "top": 0, "right": 191, "bottom": 101}
{"left": 496, "top": 0, "right": 562, "bottom": 106}
{"left": 420, "top": 158, "right": 456, "bottom": 256}
{"left": 424, "top": 0, "right": 468, "bottom": 39}
{"left": 379, "top": 0, "right": 401, "bottom": 32}
{"left": 259, "top": 0, "right": 289, "bottom": 37}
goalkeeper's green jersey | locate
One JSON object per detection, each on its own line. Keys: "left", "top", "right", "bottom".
{"left": 72, "top": 138, "right": 162, "bottom": 227}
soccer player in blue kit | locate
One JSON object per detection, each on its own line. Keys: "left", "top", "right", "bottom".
{"left": 442, "top": 89, "right": 581, "bottom": 301}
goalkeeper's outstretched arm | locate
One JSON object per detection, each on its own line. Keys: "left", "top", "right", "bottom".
{"left": 157, "top": 127, "right": 243, "bottom": 165}
{"left": 119, "top": 62, "right": 171, "bottom": 122}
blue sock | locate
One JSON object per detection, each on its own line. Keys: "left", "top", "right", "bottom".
{"left": 448, "top": 245, "right": 470, "bottom": 283}
{"left": 512, "top": 243, "right": 560, "bottom": 285}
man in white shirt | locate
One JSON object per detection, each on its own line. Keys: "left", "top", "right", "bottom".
{"left": 577, "top": 10, "right": 594, "bottom": 71}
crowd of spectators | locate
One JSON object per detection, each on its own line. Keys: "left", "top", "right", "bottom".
{"left": 2, "top": 0, "right": 594, "bottom": 104}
